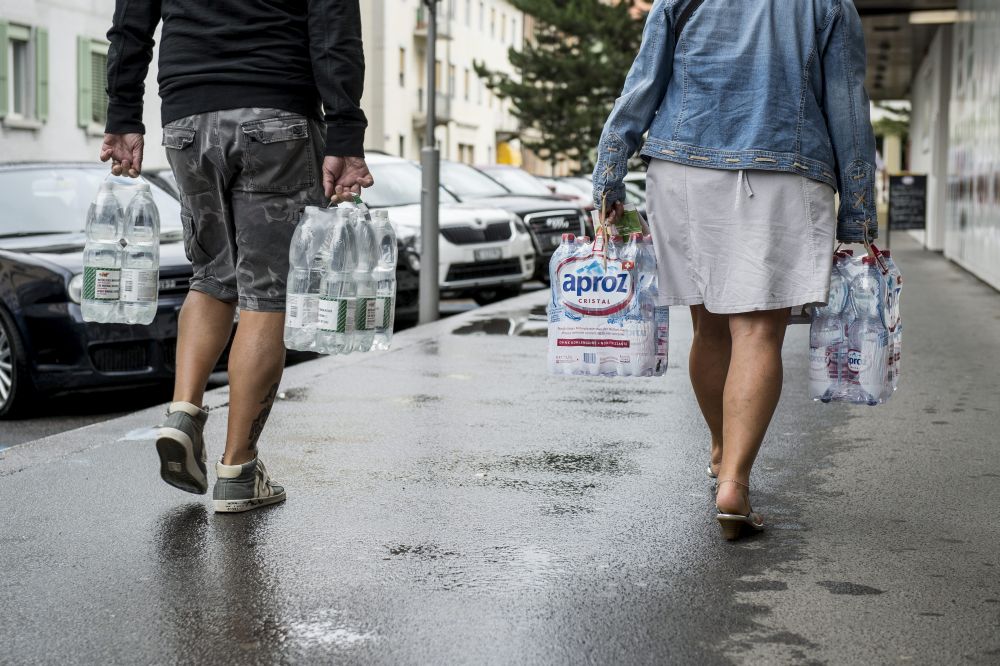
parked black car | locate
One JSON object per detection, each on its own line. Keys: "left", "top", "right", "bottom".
{"left": 0, "top": 163, "right": 420, "bottom": 418}
{"left": 438, "top": 161, "right": 588, "bottom": 280}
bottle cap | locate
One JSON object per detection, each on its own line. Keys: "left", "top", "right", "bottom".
{"left": 862, "top": 256, "right": 876, "bottom": 265}
{"left": 881, "top": 250, "right": 891, "bottom": 258}
{"left": 579, "top": 236, "right": 591, "bottom": 243}
{"left": 611, "top": 235, "right": 623, "bottom": 243}
{"left": 629, "top": 232, "right": 642, "bottom": 241}
{"left": 561, "top": 233, "right": 576, "bottom": 242}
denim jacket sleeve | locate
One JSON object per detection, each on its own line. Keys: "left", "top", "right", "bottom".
{"left": 592, "top": 0, "right": 675, "bottom": 208}
{"left": 821, "top": 0, "right": 879, "bottom": 243}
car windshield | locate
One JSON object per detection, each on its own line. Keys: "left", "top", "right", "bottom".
{"left": 480, "top": 167, "right": 552, "bottom": 196}
{"left": 439, "top": 161, "right": 510, "bottom": 198}
{"left": 365, "top": 161, "right": 458, "bottom": 207}
{"left": 0, "top": 167, "right": 182, "bottom": 237}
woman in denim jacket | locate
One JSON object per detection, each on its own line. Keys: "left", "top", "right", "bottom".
{"left": 593, "top": 0, "right": 878, "bottom": 540}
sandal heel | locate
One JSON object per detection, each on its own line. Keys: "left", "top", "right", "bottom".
{"left": 717, "top": 518, "right": 742, "bottom": 541}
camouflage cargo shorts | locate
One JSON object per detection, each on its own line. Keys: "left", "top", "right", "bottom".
{"left": 162, "top": 108, "right": 326, "bottom": 312}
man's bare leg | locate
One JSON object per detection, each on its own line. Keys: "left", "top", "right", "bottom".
{"left": 173, "top": 291, "right": 237, "bottom": 406}
{"left": 689, "top": 305, "right": 732, "bottom": 476}
{"left": 222, "top": 311, "right": 286, "bottom": 466}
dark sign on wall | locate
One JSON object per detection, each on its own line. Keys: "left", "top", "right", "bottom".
{"left": 888, "top": 174, "right": 928, "bottom": 231}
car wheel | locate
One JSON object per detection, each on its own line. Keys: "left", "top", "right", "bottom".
{"left": 473, "top": 285, "right": 522, "bottom": 306}
{"left": 0, "top": 307, "right": 36, "bottom": 419}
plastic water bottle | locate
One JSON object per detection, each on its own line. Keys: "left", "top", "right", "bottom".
{"left": 548, "top": 233, "right": 576, "bottom": 306}
{"left": 884, "top": 251, "right": 903, "bottom": 391}
{"left": 316, "top": 209, "right": 357, "bottom": 354}
{"left": 82, "top": 183, "right": 124, "bottom": 323}
{"left": 119, "top": 185, "right": 160, "bottom": 325}
{"left": 845, "top": 257, "right": 889, "bottom": 405}
{"left": 372, "top": 209, "right": 397, "bottom": 351}
{"left": 809, "top": 259, "right": 849, "bottom": 401}
{"left": 285, "top": 206, "right": 332, "bottom": 351}
{"left": 352, "top": 206, "right": 378, "bottom": 352}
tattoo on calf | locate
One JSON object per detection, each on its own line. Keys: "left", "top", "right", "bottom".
{"left": 248, "top": 382, "right": 279, "bottom": 450}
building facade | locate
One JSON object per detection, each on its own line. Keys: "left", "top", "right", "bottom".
{"left": 360, "top": 0, "right": 524, "bottom": 166}
{"left": 908, "top": 1, "right": 1000, "bottom": 290}
{"left": 0, "top": 0, "right": 166, "bottom": 167}
{"left": 2, "top": 0, "right": 526, "bottom": 170}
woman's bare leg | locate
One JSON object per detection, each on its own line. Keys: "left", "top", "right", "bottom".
{"left": 688, "top": 305, "right": 732, "bottom": 476}
{"left": 715, "top": 308, "right": 790, "bottom": 515}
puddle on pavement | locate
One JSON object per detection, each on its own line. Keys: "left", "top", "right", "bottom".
{"left": 277, "top": 387, "right": 309, "bottom": 401}
{"left": 487, "top": 451, "right": 636, "bottom": 476}
{"left": 452, "top": 306, "right": 548, "bottom": 338}
{"left": 119, "top": 426, "right": 162, "bottom": 441}
{"left": 386, "top": 543, "right": 459, "bottom": 559}
{"left": 393, "top": 394, "right": 442, "bottom": 407}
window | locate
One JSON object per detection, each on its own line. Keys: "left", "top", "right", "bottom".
{"left": 490, "top": 8, "right": 496, "bottom": 37}
{"left": 463, "top": 68, "right": 470, "bottom": 101}
{"left": 448, "top": 64, "right": 455, "bottom": 97}
{"left": 479, "top": 2, "right": 484, "bottom": 31}
{"left": 435, "top": 60, "right": 442, "bottom": 93}
{"left": 465, "top": 0, "right": 471, "bottom": 26}
{"left": 0, "top": 22, "right": 48, "bottom": 124}
{"left": 477, "top": 79, "right": 483, "bottom": 105}
{"left": 77, "top": 36, "right": 110, "bottom": 131}
{"left": 399, "top": 134, "right": 406, "bottom": 158}
{"left": 511, "top": 17, "right": 517, "bottom": 44}
{"left": 501, "top": 12, "right": 506, "bottom": 42}
{"left": 399, "top": 47, "right": 406, "bottom": 87}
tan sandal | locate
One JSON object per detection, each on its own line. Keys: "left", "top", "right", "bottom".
{"left": 715, "top": 479, "right": 764, "bottom": 541}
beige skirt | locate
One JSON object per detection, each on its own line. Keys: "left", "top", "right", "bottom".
{"left": 645, "top": 159, "right": 837, "bottom": 314}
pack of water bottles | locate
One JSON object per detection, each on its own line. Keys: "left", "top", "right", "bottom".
{"left": 809, "top": 246, "right": 903, "bottom": 405}
{"left": 82, "top": 177, "right": 161, "bottom": 325}
{"left": 547, "top": 207, "right": 668, "bottom": 377}
{"left": 284, "top": 197, "right": 397, "bottom": 354}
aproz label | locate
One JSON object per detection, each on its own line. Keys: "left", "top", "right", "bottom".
{"left": 84, "top": 266, "right": 121, "bottom": 301}
{"left": 846, "top": 349, "right": 864, "bottom": 375}
{"left": 557, "top": 255, "right": 634, "bottom": 316}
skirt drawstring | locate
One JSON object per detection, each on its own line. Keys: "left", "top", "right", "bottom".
{"left": 734, "top": 169, "right": 755, "bottom": 209}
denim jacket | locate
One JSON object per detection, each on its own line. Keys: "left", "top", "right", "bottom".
{"left": 593, "top": 0, "right": 878, "bottom": 242}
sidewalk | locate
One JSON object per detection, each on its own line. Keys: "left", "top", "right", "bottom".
{"left": 3, "top": 235, "right": 998, "bottom": 665}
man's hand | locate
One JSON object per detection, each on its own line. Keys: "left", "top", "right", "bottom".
{"left": 323, "top": 156, "right": 374, "bottom": 202}
{"left": 604, "top": 200, "right": 625, "bottom": 226}
{"left": 99, "top": 133, "right": 145, "bottom": 177}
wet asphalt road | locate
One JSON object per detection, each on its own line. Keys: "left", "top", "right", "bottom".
{"left": 0, "top": 299, "right": 484, "bottom": 451}
{"left": 1, "top": 237, "right": 998, "bottom": 664}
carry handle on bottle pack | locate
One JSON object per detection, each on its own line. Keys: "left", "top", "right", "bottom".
{"left": 81, "top": 175, "right": 161, "bottom": 325}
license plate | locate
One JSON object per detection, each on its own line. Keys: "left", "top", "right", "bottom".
{"left": 475, "top": 247, "right": 503, "bottom": 261}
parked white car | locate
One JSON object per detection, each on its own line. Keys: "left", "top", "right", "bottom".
{"left": 364, "top": 154, "right": 535, "bottom": 304}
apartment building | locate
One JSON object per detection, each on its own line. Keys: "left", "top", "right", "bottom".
{"left": 360, "top": 0, "right": 524, "bottom": 165}
{"left": 0, "top": 0, "right": 166, "bottom": 165}
{"left": 2, "top": 1, "right": 527, "bottom": 169}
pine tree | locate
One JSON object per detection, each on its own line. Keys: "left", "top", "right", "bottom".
{"left": 474, "top": 0, "right": 644, "bottom": 173}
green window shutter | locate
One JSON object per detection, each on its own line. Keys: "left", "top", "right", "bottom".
{"left": 77, "top": 36, "right": 92, "bottom": 128}
{"left": 0, "top": 21, "right": 9, "bottom": 119}
{"left": 35, "top": 27, "right": 49, "bottom": 122}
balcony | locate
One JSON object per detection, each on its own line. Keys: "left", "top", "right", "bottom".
{"left": 414, "top": 6, "right": 453, "bottom": 41}
{"left": 414, "top": 90, "right": 453, "bottom": 127}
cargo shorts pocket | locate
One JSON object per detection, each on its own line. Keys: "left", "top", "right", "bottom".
{"left": 179, "top": 208, "right": 210, "bottom": 266}
{"left": 240, "top": 116, "right": 316, "bottom": 193}
{"left": 162, "top": 125, "right": 214, "bottom": 196}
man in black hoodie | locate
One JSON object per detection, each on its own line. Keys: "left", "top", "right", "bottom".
{"left": 99, "top": 0, "right": 373, "bottom": 512}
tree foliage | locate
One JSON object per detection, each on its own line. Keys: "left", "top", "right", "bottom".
{"left": 474, "top": 0, "right": 644, "bottom": 172}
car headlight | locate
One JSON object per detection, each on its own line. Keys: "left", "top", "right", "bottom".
{"left": 68, "top": 274, "right": 83, "bottom": 304}
{"left": 510, "top": 213, "right": 528, "bottom": 234}
{"left": 401, "top": 235, "right": 421, "bottom": 272}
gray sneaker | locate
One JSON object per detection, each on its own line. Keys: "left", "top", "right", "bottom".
{"left": 155, "top": 401, "right": 209, "bottom": 494}
{"left": 213, "top": 457, "right": 286, "bottom": 513}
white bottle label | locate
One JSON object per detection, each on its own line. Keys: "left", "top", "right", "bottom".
{"left": 120, "top": 269, "right": 158, "bottom": 303}
{"left": 318, "top": 297, "right": 349, "bottom": 333}
{"left": 286, "top": 293, "right": 307, "bottom": 329}
{"left": 84, "top": 266, "right": 121, "bottom": 301}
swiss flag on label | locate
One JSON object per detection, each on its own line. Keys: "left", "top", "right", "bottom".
{"left": 622, "top": 261, "right": 635, "bottom": 270}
